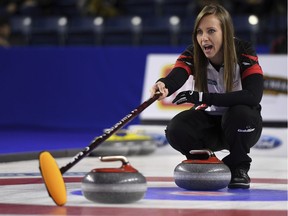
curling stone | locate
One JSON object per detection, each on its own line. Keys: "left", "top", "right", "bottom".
{"left": 81, "top": 156, "right": 147, "bottom": 204}
{"left": 174, "top": 149, "right": 231, "bottom": 191}
{"left": 137, "top": 140, "right": 157, "bottom": 155}
{"left": 89, "top": 130, "right": 155, "bottom": 156}
{"left": 89, "top": 141, "right": 130, "bottom": 157}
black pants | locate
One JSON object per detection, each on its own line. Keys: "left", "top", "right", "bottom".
{"left": 165, "top": 105, "right": 262, "bottom": 170}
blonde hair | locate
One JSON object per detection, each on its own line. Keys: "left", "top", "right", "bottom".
{"left": 193, "top": 4, "right": 237, "bottom": 92}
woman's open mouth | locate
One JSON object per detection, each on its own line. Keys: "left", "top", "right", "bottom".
{"left": 204, "top": 45, "right": 213, "bottom": 52}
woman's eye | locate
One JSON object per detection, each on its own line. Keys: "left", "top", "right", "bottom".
{"left": 196, "top": 29, "right": 202, "bottom": 35}
{"left": 208, "top": 29, "right": 215, "bottom": 34}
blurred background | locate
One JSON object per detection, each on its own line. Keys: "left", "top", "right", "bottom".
{"left": 0, "top": 0, "right": 287, "bottom": 157}
{"left": 0, "top": 0, "right": 286, "bottom": 50}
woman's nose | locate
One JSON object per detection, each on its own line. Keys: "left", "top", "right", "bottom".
{"left": 201, "top": 33, "right": 208, "bottom": 42}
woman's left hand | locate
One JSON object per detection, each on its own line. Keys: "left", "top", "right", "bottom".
{"left": 172, "top": 90, "right": 203, "bottom": 105}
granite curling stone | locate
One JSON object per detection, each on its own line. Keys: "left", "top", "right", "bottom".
{"left": 89, "top": 130, "right": 156, "bottom": 156}
{"left": 81, "top": 155, "right": 147, "bottom": 204}
{"left": 174, "top": 149, "right": 231, "bottom": 191}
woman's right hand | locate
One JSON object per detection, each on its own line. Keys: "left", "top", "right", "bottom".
{"left": 150, "top": 81, "right": 168, "bottom": 100}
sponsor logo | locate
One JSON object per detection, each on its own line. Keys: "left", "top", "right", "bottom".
{"left": 208, "top": 79, "right": 217, "bottom": 86}
{"left": 237, "top": 127, "right": 255, "bottom": 133}
{"left": 242, "top": 62, "right": 251, "bottom": 66}
{"left": 254, "top": 135, "right": 282, "bottom": 149}
{"left": 264, "top": 75, "right": 287, "bottom": 95}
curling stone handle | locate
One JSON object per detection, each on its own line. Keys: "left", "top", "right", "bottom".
{"left": 189, "top": 149, "right": 215, "bottom": 157}
{"left": 99, "top": 156, "right": 129, "bottom": 165}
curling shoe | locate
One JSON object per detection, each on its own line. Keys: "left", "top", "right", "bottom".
{"left": 228, "top": 166, "right": 250, "bottom": 189}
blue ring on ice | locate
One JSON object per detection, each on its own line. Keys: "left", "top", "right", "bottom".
{"left": 143, "top": 187, "right": 287, "bottom": 201}
{"left": 72, "top": 187, "right": 287, "bottom": 201}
